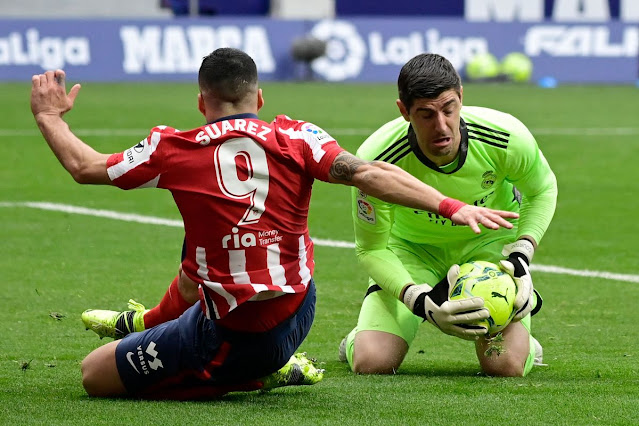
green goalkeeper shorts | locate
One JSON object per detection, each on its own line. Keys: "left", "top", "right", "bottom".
{"left": 354, "top": 232, "right": 524, "bottom": 345}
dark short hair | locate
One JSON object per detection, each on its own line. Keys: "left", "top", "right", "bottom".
{"left": 398, "top": 53, "right": 461, "bottom": 111}
{"left": 198, "top": 48, "right": 258, "bottom": 103}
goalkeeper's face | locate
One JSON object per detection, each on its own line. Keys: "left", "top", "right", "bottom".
{"left": 397, "top": 88, "right": 463, "bottom": 167}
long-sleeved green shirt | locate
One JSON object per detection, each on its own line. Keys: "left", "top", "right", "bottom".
{"left": 353, "top": 106, "right": 558, "bottom": 299}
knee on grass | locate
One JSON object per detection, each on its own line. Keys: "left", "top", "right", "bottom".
{"left": 81, "top": 342, "right": 127, "bottom": 397}
{"left": 81, "top": 357, "right": 106, "bottom": 396}
{"left": 479, "top": 352, "right": 526, "bottom": 377}
{"left": 351, "top": 350, "right": 404, "bottom": 375}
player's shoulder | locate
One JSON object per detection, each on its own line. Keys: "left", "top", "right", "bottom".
{"left": 272, "top": 114, "right": 336, "bottom": 144}
{"left": 135, "top": 125, "right": 181, "bottom": 148}
{"left": 149, "top": 125, "right": 180, "bottom": 135}
{"left": 272, "top": 114, "right": 322, "bottom": 132}
{"left": 462, "top": 106, "right": 530, "bottom": 137}
{"left": 273, "top": 114, "right": 298, "bottom": 125}
{"left": 272, "top": 114, "right": 310, "bottom": 130}
{"left": 357, "top": 116, "right": 410, "bottom": 160}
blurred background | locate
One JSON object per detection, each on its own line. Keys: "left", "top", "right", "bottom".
{"left": 1, "top": 0, "right": 637, "bottom": 85}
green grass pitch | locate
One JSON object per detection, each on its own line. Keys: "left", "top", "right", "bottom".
{"left": 1, "top": 80, "right": 638, "bottom": 424}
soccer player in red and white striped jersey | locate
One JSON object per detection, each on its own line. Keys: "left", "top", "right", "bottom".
{"left": 30, "top": 48, "right": 517, "bottom": 399}
{"left": 107, "top": 115, "right": 345, "bottom": 328}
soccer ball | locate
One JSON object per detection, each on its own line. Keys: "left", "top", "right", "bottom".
{"left": 500, "top": 52, "right": 533, "bottom": 83}
{"left": 449, "top": 261, "right": 517, "bottom": 335}
{"left": 465, "top": 53, "right": 500, "bottom": 81}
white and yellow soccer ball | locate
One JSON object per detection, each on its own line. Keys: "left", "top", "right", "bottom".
{"left": 465, "top": 53, "right": 500, "bottom": 81}
{"left": 500, "top": 52, "right": 533, "bottom": 83}
{"left": 450, "top": 261, "right": 517, "bottom": 336}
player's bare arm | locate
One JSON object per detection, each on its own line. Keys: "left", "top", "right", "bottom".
{"left": 329, "top": 151, "right": 518, "bottom": 232}
{"left": 328, "top": 151, "right": 364, "bottom": 182}
{"left": 31, "top": 69, "right": 111, "bottom": 185}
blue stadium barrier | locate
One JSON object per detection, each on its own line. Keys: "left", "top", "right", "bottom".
{"left": 1, "top": 18, "right": 637, "bottom": 83}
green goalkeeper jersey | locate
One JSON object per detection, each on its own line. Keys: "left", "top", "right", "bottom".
{"left": 352, "top": 106, "right": 558, "bottom": 299}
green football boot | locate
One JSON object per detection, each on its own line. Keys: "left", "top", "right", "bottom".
{"left": 81, "top": 299, "right": 148, "bottom": 339}
{"left": 260, "top": 352, "right": 324, "bottom": 391}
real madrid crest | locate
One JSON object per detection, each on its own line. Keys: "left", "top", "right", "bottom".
{"left": 481, "top": 171, "right": 497, "bottom": 189}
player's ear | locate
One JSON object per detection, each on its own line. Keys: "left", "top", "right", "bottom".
{"left": 197, "top": 93, "right": 206, "bottom": 116}
{"left": 257, "top": 88, "right": 264, "bottom": 112}
{"left": 459, "top": 86, "right": 464, "bottom": 105}
{"left": 396, "top": 99, "right": 410, "bottom": 122}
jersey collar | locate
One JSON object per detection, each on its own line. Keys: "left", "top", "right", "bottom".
{"left": 407, "top": 117, "right": 469, "bottom": 174}
{"left": 207, "top": 113, "right": 259, "bottom": 124}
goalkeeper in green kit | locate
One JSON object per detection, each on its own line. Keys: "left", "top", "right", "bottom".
{"left": 340, "top": 53, "right": 557, "bottom": 377}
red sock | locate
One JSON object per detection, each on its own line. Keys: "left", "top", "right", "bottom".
{"left": 143, "top": 276, "right": 194, "bottom": 329}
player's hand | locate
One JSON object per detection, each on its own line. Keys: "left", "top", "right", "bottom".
{"left": 450, "top": 204, "right": 519, "bottom": 234}
{"left": 31, "top": 69, "right": 81, "bottom": 119}
{"left": 499, "top": 239, "right": 538, "bottom": 320}
{"left": 402, "top": 265, "right": 490, "bottom": 340}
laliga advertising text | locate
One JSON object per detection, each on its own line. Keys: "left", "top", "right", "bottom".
{"left": 0, "top": 29, "right": 90, "bottom": 69}
{"left": 368, "top": 29, "right": 489, "bottom": 69}
{"left": 309, "top": 21, "right": 492, "bottom": 81}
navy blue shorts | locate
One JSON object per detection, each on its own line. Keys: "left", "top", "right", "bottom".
{"left": 115, "top": 280, "right": 316, "bottom": 395}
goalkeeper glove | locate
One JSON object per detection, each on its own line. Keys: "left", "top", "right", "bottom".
{"left": 403, "top": 265, "right": 490, "bottom": 340}
{"left": 499, "top": 239, "right": 542, "bottom": 320}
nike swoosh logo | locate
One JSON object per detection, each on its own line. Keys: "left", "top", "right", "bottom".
{"left": 126, "top": 351, "right": 140, "bottom": 374}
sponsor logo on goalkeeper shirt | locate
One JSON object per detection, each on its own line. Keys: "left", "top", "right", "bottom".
{"left": 425, "top": 212, "right": 458, "bottom": 227}
{"left": 472, "top": 190, "right": 495, "bottom": 207}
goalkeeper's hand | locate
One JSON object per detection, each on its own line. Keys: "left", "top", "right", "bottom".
{"left": 499, "top": 239, "right": 540, "bottom": 321}
{"left": 402, "top": 265, "right": 490, "bottom": 340}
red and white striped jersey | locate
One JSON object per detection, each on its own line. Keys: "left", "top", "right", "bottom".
{"left": 106, "top": 113, "right": 344, "bottom": 321}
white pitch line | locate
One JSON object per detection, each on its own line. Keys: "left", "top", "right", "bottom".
{"left": 0, "top": 201, "right": 184, "bottom": 227}
{"left": 2, "top": 201, "right": 638, "bottom": 284}
{"left": 1, "top": 127, "right": 639, "bottom": 137}
{"left": 531, "top": 264, "right": 639, "bottom": 283}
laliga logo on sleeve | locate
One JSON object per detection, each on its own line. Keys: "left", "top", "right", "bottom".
{"left": 357, "top": 199, "right": 376, "bottom": 224}
{"left": 301, "top": 122, "right": 333, "bottom": 143}
{"left": 310, "top": 20, "right": 367, "bottom": 82}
